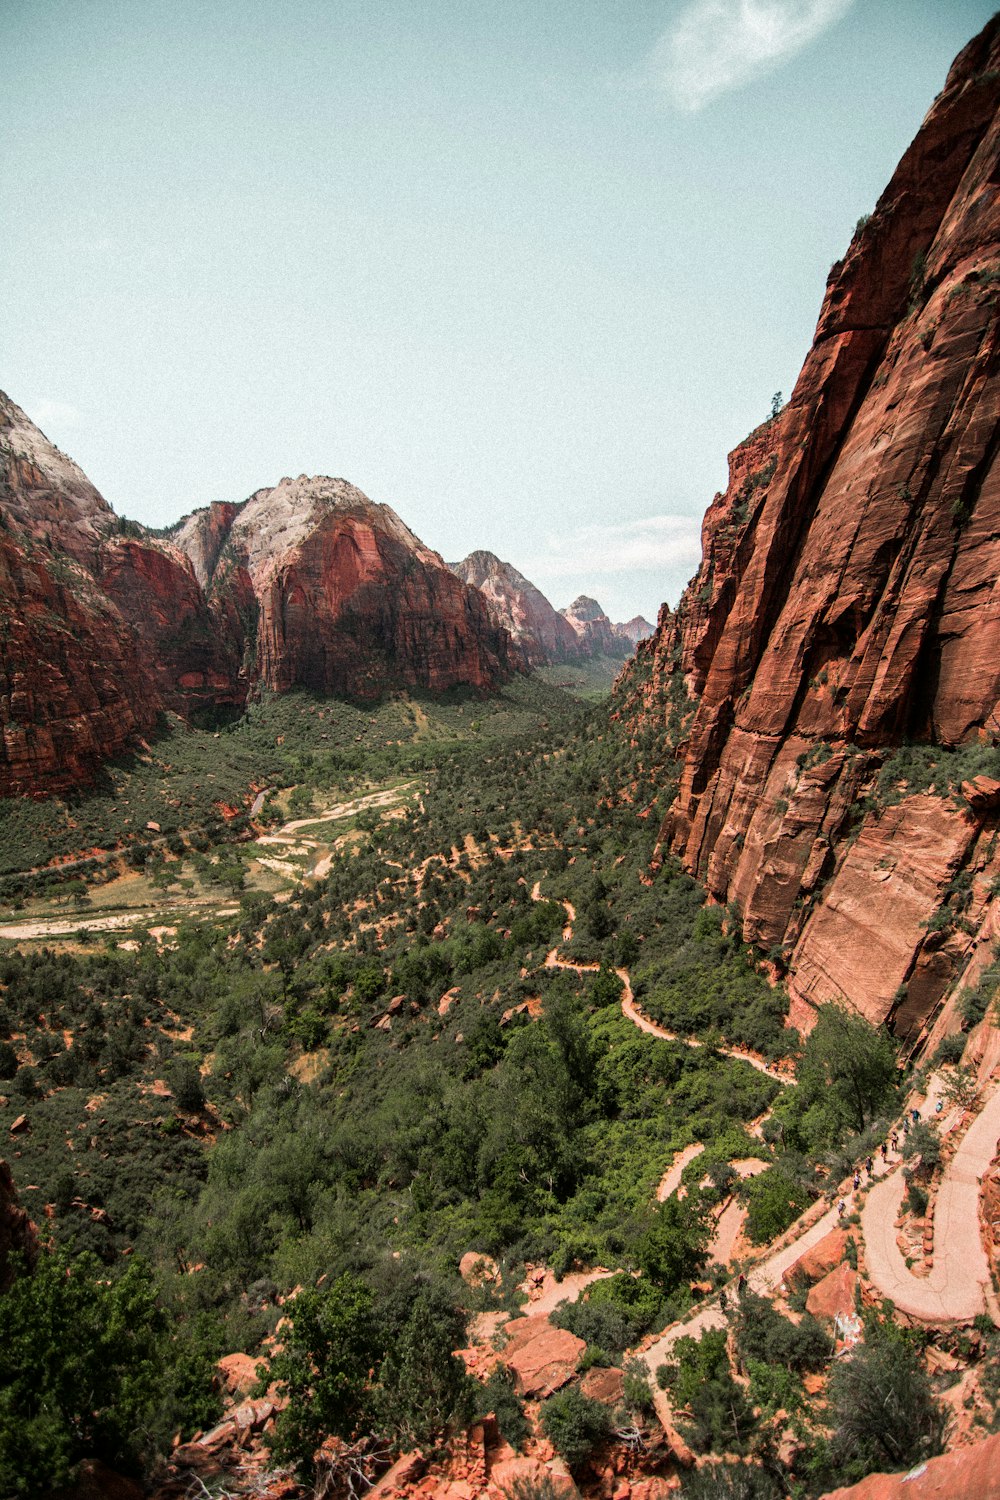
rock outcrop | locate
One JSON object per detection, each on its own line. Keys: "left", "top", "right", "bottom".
{"left": 817, "top": 1429, "right": 1000, "bottom": 1500}
{"left": 174, "top": 478, "right": 522, "bottom": 700}
{"left": 561, "top": 595, "right": 634, "bottom": 658}
{"left": 618, "top": 614, "right": 655, "bottom": 647}
{"left": 617, "top": 16, "right": 1000, "bottom": 1040}
{"left": 450, "top": 551, "right": 583, "bottom": 666}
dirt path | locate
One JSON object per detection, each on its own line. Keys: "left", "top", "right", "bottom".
{"left": 528, "top": 877, "right": 792, "bottom": 1084}
{"left": 862, "top": 1086, "right": 1000, "bottom": 1324}
{"left": 657, "top": 1144, "right": 705, "bottom": 1203}
{"left": 258, "top": 784, "right": 413, "bottom": 845}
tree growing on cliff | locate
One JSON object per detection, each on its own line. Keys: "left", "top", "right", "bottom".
{"left": 791, "top": 1002, "right": 898, "bottom": 1145}
{"left": 826, "top": 1315, "right": 943, "bottom": 1479}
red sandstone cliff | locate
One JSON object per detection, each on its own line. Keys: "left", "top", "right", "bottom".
{"left": 174, "top": 477, "right": 522, "bottom": 700}
{"left": 450, "top": 551, "right": 584, "bottom": 666}
{"left": 617, "top": 17, "right": 1000, "bottom": 1041}
{"left": 0, "top": 397, "right": 164, "bottom": 796}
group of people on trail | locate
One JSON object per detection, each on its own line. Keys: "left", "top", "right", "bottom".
{"left": 836, "top": 1106, "right": 925, "bottom": 1219}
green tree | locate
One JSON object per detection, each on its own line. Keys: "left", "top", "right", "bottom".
{"left": 635, "top": 1194, "right": 708, "bottom": 1290}
{"left": 267, "top": 1274, "right": 384, "bottom": 1480}
{"left": 744, "top": 1168, "right": 810, "bottom": 1245}
{"left": 540, "top": 1386, "right": 612, "bottom": 1471}
{"left": 827, "top": 1317, "right": 944, "bottom": 1480}
{"left": 378, "top": 1292, "right": 473, "bottom": 1446}
{"left": 794, "top": 1002, "right": 898, "bottom": 1142}
{"left": 657, "top": 1327, "right": 756, "bottom": 1455}
{"left": 0, "top": 1250, "right": 166, "bottom": 1497}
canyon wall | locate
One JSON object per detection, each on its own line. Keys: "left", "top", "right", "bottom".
{"left": 618, "top": 16, "right": 1000, "bottom": 1041}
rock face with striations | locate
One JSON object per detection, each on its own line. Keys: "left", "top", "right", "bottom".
{"left": 450, "top": 551, "right": 584, "bottom": 666}
{"left": 617, "top": 17, "right": 1000, "bottom": 1040}
{"left": 0, "top": 395, "right": 162, "bottom": 796}
{"left": 174, "top": 477, "right": 522, "bottom": 699}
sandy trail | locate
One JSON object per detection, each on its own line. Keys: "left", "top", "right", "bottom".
{"left": 862, "top": 1086, "right": 1000, "bottom": 1324}
{"left": 257, "top": 784, "right": 413, "bottom": 845}
{"left": 528, "top": 877, "right": 792, "bottom": 1084}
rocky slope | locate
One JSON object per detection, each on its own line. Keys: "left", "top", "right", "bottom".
{"left": 617, "top": 15, "right": 1000, "bottom": 1042}
{"left": 175, "top": 479, "right": 522, "bottom": 699}
{"left": 450, "top": 551, "right": 585, "bottom": 666}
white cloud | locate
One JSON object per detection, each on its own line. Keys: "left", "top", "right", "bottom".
{"left": 648, "top": 0, "right": 855, "bottom": 112}
{"left": 30, "top": 399, "right": 83, "bottom": 432}
{"left": 524, "top": 514, "right": 702, "bottom": 580}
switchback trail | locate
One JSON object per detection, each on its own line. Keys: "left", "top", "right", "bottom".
{"left": 862, "top": 1085, "right": 1000, "bottom": 1324}
{"left": 529, "top": 879, "right": 793, "bottom": 1084}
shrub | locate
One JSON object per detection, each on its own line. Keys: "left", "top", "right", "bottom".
{"left": 540, "top": 1387, "right": 612, "bottom": 1470}
{"left": 734, "top": 1290, "right": 830, "bottom": 1372}
{"left": 657, "top": 1328, "right": 756, "bottom": 1454}
{"left": 826, "top": 1317, "right": 944, "bottom": 1479}
{"left": 476, "top": 1365, "right": 528, "bottom": 1450}
{"left": 267, "top": 1274, "right": 383, "bottom": 1479}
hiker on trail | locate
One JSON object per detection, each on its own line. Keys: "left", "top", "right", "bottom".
{"left": 903, "top": 1117, "right": 911, "bottom": 1136}
{"left": 912, "top": 1107, "right": 920, "bottom": 1124}
{"left": 720, "top": 1289, "right": 728, "bottom": 1313}
{"left": 935, "top": 1099, "right": 943, "bottom": 1114}
{"left": 891, "top": 1131, "right": 899, "bottom": 1151}
{"left": 880, "top": 1142, "right": 888, "bottom": 1161}
{"left": 837, "top": 1199, "right": 846, "bottom": 1218}
{"left": 853, "top": 1171, "right": 860, "bottom": 1191}
{"left": 865, "top": 1155, "right": 873, "bottom": 1175}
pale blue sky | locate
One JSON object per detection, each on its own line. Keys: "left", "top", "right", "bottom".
{"left": 2, "top": 1, "right": 995, "bottom": 621}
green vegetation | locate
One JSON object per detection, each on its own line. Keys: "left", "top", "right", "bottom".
{"left": 539, "top": 1386, "right": 613, "bottom": 1470}
{"left": 874, "top": 739, "right": 1000, "bottom": 811}
{"left": 0, "top": 666, "right": 949, "bottom": 1498}
{"left": 0, "top": 1250, "right": 167, "bottom": 1495}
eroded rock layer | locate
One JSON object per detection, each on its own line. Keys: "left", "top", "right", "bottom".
{"left": 618, "top": 17, "right": 1000, "bottom": 1040}
{"left": 175, "top": 478, "right": 522, "bottom": 699}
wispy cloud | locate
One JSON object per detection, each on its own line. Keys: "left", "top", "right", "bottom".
{"left": 30, "top": 399, "right": 83, "bottom": 432}
{"left": 647, "top": 0, "right": 855, "bottom": 112}
{"left": 525, "top": 514, "right": 702, "bottom": 580}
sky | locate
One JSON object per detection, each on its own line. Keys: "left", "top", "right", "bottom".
{"left": 2, "top": 0, "right": 996, "bottom": 624}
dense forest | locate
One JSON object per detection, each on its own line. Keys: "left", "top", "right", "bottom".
{"left": 0, "top": 675, "right": 987, "bottom": 1498}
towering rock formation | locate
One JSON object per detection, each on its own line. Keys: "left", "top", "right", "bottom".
{"left": 450, "top": 551, "right": 584, "bottom": 666}
{"left": 0, "top": 405, "right": 522, "bottom": 797}
{"left": 618, "top": 17, "right": 1000, "bottom": 1041}
{"left": 560, "top": 596, "right": 652, "bottom": 658}
{"left": 0, "top": 395, "right": 162, "bottom": 796}
{"left": 617, "top": 615, "right": 655, "bottom": 648}
{"left": 174, "top": 478, "right": 521, "bottom": 699}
